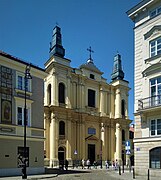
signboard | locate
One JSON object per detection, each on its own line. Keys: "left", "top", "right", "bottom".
{"left": 125, "top": 140, "right": 131, "bottom": 150}
{"left": 74, "top": 150, "right": 77, "bottom": 155}
{"left": 126, "top": 150, "right": 131, "bottom": 155}
{"left": 125, "top": 140, "right": 131, "bottom": 155}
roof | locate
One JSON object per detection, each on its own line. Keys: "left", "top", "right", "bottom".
{"left": 79, "top": 59, "right": 103, "bottom": 75}
{"left": 0, "top": 50, "right": 45, "bottom": 72}
{"left": 127, "top": 0, "right": 155, "bottom": 20}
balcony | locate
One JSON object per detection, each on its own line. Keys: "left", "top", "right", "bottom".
{"left": 138, "top": 95, "right": 161, "bottom": 110}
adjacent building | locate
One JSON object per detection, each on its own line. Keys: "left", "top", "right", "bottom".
{"left": 0, "top": 51, "right": 46, "bottom": 176}
{"left": 44, "top": 26, "right": 131, "bottom": 167}
{"left": 127, "top": 0, "right": 161, "bottom": 176}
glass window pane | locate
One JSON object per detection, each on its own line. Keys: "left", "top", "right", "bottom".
{"left": 151, "top": 86, "right": 156, "bottom": 96}
{"left": 18, "top": 76, "right": 23, "bottom": 90}
{"left": 157, "top": 38, "right": 161, "bottom": 44}
{"left": 158, "top": 7, "right": 161, "bottom": 14}
{"left": 18, "top": 107, "right": 22, "bottom": 125}
{"left": 150, "top": 10, "right": 157, "bottom": 17}
{"left": 151, "top": 79, "right": 156, "bottom": 86}
{"left": 157, "top": 49, "right": 161, "bottom": 55}
{"left": 158, "top": 77, "right": 161, "bottom": 84}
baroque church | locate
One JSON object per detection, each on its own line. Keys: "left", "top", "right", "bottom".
{"left": 44, "top": 25, "right": 131, "bottom": 167}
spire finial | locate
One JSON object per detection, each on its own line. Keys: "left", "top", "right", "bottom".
{"left": 56, "top": 22, "right": 59, "bottom": 26}
{"left": 87, "top": 46, "right": 94, "bottom": 60}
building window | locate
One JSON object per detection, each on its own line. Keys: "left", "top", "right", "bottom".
{"left": 58, "top": 83, "right": 65, "bottom": 104}
{"left": 122, "top": 129, "right": 125, "bottom": 142}
{"left": 121, "top": 99, "right": 125, "bottom": 118}
{"left": 150, "top": 77, "right": 161, "bottom": 106}
{"left": 149, "top": 6, "right": 161, "bottom": 18}
{"left": 18, "top": 76, "right": 23, "bottom": 90}
{"left": 129, "top": 131, "right": 134, "bottom": 139}
{"left": 17, "top": 73, "right": 31, "bottom": 92}
{"left": 90, "top": 74, "right": 95, "bottom": 79}
{"left": 47, "top": 84, "right": 51, "bottom": 105}
{"left": 59, "top": 121, "right": 65, "bottom": 135}
{"left": 88, "top": 89, "right": 95, "bottom": 107}
{"left": 18, "top": 107, "right": 22, "bottom": 125}
{"left": 88, "top": 127, "right": 96, "bottom": 135}
{"left": 150, "top": 147, "right": 161, "bottom": 169}
{"left": 17, "top": 107, "right": 30, "bottom": 126}
{"left": 150, "top": 119, "right": 161, "bottom": 136}
{"left": 150, "top": 37, "right": 161, "bottom": 57}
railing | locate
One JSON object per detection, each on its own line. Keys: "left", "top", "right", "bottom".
{"left": 138, "top": 95, "right": 161, "bottom": 110}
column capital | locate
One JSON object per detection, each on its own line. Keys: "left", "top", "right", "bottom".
{"left": 116, "top": 123, "right": 121, "bottom": 129}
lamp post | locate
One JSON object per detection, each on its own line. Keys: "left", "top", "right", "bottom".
{"left": 22, "top": 65, "right": 32, "bottom": 179}
{"left": 100, "top": 123, "right": 104, "bottom": 169}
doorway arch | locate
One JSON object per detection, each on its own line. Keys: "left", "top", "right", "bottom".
{"left": 58, "top": 147, "right": 65, "bottom": 163}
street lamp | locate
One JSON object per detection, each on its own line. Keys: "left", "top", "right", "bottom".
{"left": 22, "top": 65, "right": 32, "bottom": 179}
{"left": 100, "top": 123, "right": 104, "bottom": 169}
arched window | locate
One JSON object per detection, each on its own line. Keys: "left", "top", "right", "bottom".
{"left": 47, "top": 84, "right": 51, "bottom": 105}
{"left": 88, "top": 89, "right": 95, "bottom": 107}
{"left": 59, "top": 121, "right": 65, "bottom": 135}
{"left": 59, "top": 83, "right": 65, "bottom": 104}
{"left": 150, "top": 147, "right": 161, "bottom": 169}
{"left": 122, "top": 129, "right": 125, "bottom": 142}
{"left": 121, "top": 99, "right": 125, "bottom": 118}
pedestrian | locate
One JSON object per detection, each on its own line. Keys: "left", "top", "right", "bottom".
{"left": 105, "top": 160, "right": 109, "bottom": 169}
{"left": 93, "top": 161, "right": 97, "bottom": 169}
{"left": 112, "top": 160, "right": 115, "bottom": 169}
{"left": 65, "top": 159, "right": 68, "bottom": 170}
{"left": 115, "top": 159, "right": 118, "bottom": 170}
{"left": 87, "top": 159, "right": 90, "bottom": 169}
{"left": 82, "top": 159, "right": 85, "bottom": 169}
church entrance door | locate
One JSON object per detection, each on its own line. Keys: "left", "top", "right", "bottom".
{"left": 58, "top": 147, "right": 65, "bottom": 165}
{"left": 88, "top": 144, "right": 95, "bottom": 165}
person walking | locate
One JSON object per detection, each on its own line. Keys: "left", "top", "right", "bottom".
{"left": 87, "top": 159, "right": 90, "bottom": 169}
{"left": 65, "top": 159, "right": 68, "bottom": 170}
{"left": 82, "top": 159, "right": 85, "bottom": 169}
{"left": 105, "top": 160, "right": 109, "bottom": 169}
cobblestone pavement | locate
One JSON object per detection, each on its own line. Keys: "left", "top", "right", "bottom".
{"left": 0, "top": 167, "right": 160, "bottom": 180}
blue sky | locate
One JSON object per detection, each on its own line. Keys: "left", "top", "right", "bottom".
{"left": 0, "top": 0, "right": 140, "bottom": 120}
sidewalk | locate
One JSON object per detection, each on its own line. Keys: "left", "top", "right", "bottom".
{"left": 108, "top": 169, "right": 160, "bottom": 180}
{"left": 0, "top": 174, "right": 58, "bottom": 180}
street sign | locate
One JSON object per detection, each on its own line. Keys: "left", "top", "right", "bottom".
{"left": 74, "top": 150, "right": 77, "bottom": 155}
{"left": 126, "top": 150, "right": 131, "bottom": 155}
{"left": 125, "top": 140, "right": 131, "bottom": 150}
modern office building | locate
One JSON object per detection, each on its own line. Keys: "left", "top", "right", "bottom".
{"left": 127, "top": 0, "right": 161, "bottom": 176}
{"left": 0, "top": 51, "right": 46, "bottom": 176}
{"left": 44, "top": 26, "right": 131, "bottom": 167}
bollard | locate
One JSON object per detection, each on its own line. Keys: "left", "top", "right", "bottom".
{"left": 119, "top": 165, "right": 121, "bottom": 175}
{"left": 148, "top": 169, "right": 150, "bottom": 180}
{"left": 133, "top": 167, "right": 135, "bottom": 179}
{"left": 129, "top": 164, "right": 131, "bottom": 173}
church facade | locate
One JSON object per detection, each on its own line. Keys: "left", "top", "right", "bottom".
{"left": 44, "top": 26, "right": 131, "bottom": 167}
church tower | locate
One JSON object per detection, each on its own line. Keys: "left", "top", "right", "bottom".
{"left": 111, "top": 53, "right": 124, "bottom": 81}
{"left": 49, "top": 26, "right": 65, "bottom": 58}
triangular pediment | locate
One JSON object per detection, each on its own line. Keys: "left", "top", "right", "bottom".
{"left": 79, "top": 60, "right": 103, "bottom": 75}
{"left": 85, "top": 135, "right": 99, "bottom": 141}
{"left": 144, "top": 25, "right": 161, "bottom": 40}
